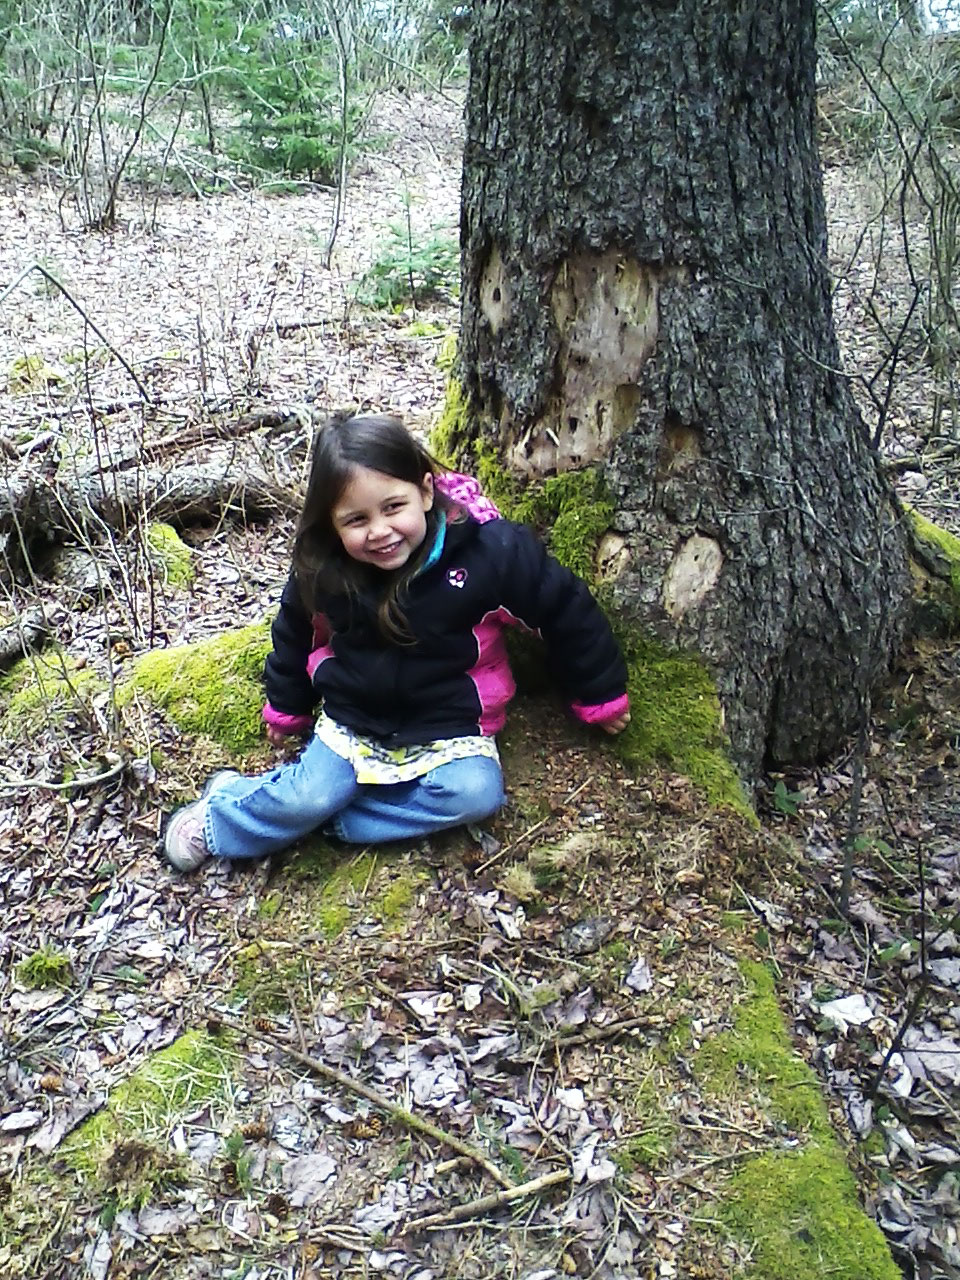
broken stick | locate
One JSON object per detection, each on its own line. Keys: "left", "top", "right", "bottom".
{"left": 214, "top": 1012, "right": 514, "bottom": 1190}
{"left": 402, "top": 1167, "right": 571, "bottom": 1234}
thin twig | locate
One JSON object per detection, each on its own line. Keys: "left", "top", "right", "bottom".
{"left": 0, "top": 759, "right": 125, "bottom": 792}
{"left": 840, "top": 695, "right": 870, "bottom": 917}
{"left": 537, "top": 1012, "right": 663, "bottom": 1053}
{"left": 867, "top": 823, "right": 931, "bottom": 1101}
{"left": 401, "top": 1168, "right": 571, "bottom": 1234}
{"left": 0, "top": 262, "right": 151, "bottom": 401}
{"left": 476, "top": 777, "right": 594, "bottom": 873}
{"left": 214, "top": 1013, "right": 514, "bottom": 1189}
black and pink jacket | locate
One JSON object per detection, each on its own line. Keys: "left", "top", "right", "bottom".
{"left": 262, "top": 477, "right": 629, "bottom": 745}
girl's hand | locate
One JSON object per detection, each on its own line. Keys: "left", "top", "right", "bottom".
{"left": 267, "top": 725, "right": 293, "bottom": 746}
{"left": 601, "top": 711, "right": 631, "bottom": 735}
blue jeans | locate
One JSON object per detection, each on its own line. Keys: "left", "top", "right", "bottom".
{"left": 204, "top": 734, "right": 505, "bottom": 859}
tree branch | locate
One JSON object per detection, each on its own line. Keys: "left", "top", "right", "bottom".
{"left": 214, "top": 1012, "right": 515, "bottom": 1190}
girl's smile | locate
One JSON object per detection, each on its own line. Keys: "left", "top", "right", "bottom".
{"left": 332, "top": 465, "right": 434, "bottom": 571}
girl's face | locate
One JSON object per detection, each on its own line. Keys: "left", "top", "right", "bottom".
{"left": 331, "top": 465, "right": 434, "bottom": 571}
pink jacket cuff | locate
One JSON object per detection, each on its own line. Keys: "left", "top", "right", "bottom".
{"left": 262, "top": 702, "right": 314, "bottom": 735}
{"left": 570, "top": 693, "right": 630, "bottom": 725}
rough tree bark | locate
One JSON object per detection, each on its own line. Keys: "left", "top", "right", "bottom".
{"left": 456, "top": 0, "right": 912, "bottom": 777}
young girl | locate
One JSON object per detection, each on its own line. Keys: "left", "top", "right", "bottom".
{"left": 165, "top": 413, "right": 630, "bottom": 872}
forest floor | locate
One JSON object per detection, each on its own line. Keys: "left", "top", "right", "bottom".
{"left": 0, "top": 91, "right": 959, "bottom": 1280}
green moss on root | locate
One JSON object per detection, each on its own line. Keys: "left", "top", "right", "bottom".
{"left": 122, "top": 621, "right": 272, "bottom": 751}
{"left": 0, "top": 651, "right": 104, "bottom": 737}
{"left": 616, "top": 630, "right": 751, "bottom": 817}
{"left": 61, "top": 1030, "right": 231, "bottom": 1175}
{"left": 720, "top": 1145, "right": 900, "bottom": 1280}
{"left": 694, "top": 959, "right": 898, "bottom": 1280}
{"left": 695, "top": 958, "right": 829, "bottom": 1136}
{"left": 432, "top": 374, "right": 472, "bottom": 469}
{"left": 907, "top": 508, "right": 960, "bottom": 633}
{"left": 146, "top": 522, "right": 195, "bottom": 589}
{"left": 908, "top": 508, "right": 960, "bottom": 589}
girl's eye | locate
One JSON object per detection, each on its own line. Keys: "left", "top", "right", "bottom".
{"left": 384, "top": 502, "right": 404, "bottom": 514}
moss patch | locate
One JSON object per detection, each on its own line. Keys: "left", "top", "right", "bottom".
{"left": 617, "top": 629, "right": 750, "bottom": 817}
{"left": 694, "top": 959, "right": 898, "bottom": 1280}
{"left": 97, "top": 1139, "right": 188, "bottom": 1212}
{"left": 289, "top": 843, "right": 427, "bottom": 936}
{"left": 695, "top": 958, "right": 829, "bottom": 1136}
{"left": 720, "top": 1144, "right": 900, "bottom": 1280}
{"left": 0, "top": 651, "right": 103, "bottom": 737}
{"left": 614, "top": 1072, "right": 676, "bottom": 1172}
{"left": 61, "top": 1030, "right": 232, "bottom": 1175}
{"left": 907, "top": 507, "right": 960, "bottom": 633}
{"left": 123, "top": 621, "right": 272, "bottom": 751}
{"left": 233, "top": 847, "right": 427, "bottom": 1012}
{"left": 147, "top": 522, "right": 195, "bottom": 589}
{"left": 233, "top": 940, "right": 317, "bottom": 1013}
{"left": 436, "top": 332, "right": 458, "bottom": 372}
{"left": 432, "top": 373, "right": 472, "bottom": 468}
{"left": 7, "top": 352, "right": 65, "bottom": 393}
{"left": 16, "top": 946, "right": 73, "bottom": 989}
{"left": 908, "top": 508, "right": 960, "bottom": 588}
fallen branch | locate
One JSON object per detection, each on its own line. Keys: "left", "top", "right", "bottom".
{"left": 214, "top": 1013, "right": 514, "bottom": 1190}
{"left": 104, "top": 406, "right": 312, "bottom": 474}
{"left": 1, "top": 459, "right": 300, "bottom": 587}
{"left": 0, "top": 758, "right": 125, "bottom": 793}
{"left": 274, "top": 319, "right": 330, "bottom": 336}
{"left": 536, "top": 1012, "right": 663, "bottom": 1053}
{"left": 401, "top": 1167, "right": 571, "bottom": 1234}
{"left": 883, "top": 444, "right": 960, "bottom": 474}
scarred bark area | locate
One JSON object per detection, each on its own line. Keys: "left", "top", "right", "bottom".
{"left": 460, "top": 0, "right": 911, "bottom": 774}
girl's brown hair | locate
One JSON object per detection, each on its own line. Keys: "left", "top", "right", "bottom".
{"left": 293, "top": 412, "right": 458, "bottom": 642}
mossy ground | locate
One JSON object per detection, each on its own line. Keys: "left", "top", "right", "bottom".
{"left": 60, "top": 1030, "right": 234, "bottom": 1177}
{"left": 1, "top": 1031, "right": 234, "bottom": 1272}
{"left": 719, "top": 1145, "right": 900, "bottom": 1280}
{"left": 0, "top": 650, "right": 104, "bottom": 737}
{"left": 146, "top": 521, "right": 195, "bottom": 588}
{"left": 122, "top": 620, "right": 273, "bottom": 753}
{"left": 1, "top": 676, "right": 899, "bottom": 1279}
{"left": 234, "top": 839, "right": 429, "bottom": 1013}
{"left": 693, "top": 955, "right": 899, "bottom": 1280}
{"left": 611, "top": 1066, "right": 677, "bottom": 1172}
{"left": 694, "top": 958, "right": 830, "bottom": 1137}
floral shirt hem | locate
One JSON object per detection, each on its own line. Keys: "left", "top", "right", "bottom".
{"left": 314, "top": 712, "right": 500, "bottom": 785}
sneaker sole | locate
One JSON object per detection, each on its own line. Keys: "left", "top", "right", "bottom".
{"left": 162, "top": 771, "right": 240, "bottom": 871}
{"left": 163, "top": 801, "right": 210, "bottom": 872}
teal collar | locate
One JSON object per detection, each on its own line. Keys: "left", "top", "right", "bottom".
{"left": 419, "top": 512, "right": 447, "bottom": 574}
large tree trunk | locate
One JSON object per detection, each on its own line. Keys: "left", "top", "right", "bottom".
{"left": 458, "top": 0, "right": 912, "bottom": 777}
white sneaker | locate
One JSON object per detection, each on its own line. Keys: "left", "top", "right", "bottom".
{"left": 164, "top": 771, "right": 241, "bottom": 872}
